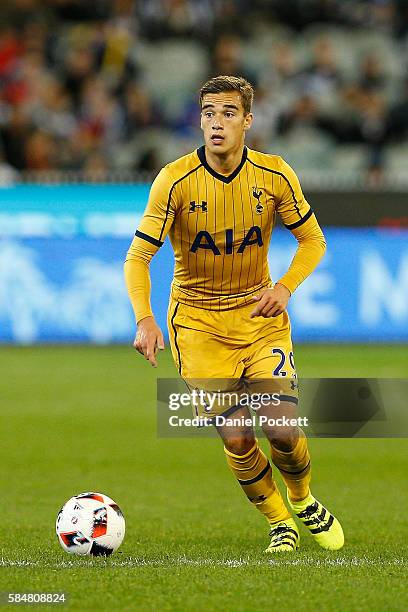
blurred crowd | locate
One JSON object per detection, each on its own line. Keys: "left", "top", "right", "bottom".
{"left": 1, "top": 0, "right": 408, "bottom": 185}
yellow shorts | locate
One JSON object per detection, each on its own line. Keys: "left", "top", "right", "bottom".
{"left": 167, "top": 298, "right": 298, "bottom": 418}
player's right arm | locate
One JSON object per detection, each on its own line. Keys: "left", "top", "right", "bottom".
{"left": 124, "top": 166, "right": 176, "bottom": 366}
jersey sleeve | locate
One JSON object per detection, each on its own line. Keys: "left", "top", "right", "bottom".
{"left": 274, "top": 158, "right": 326, "bottom": 293}
{"left": 124, "top": 166, "right": 177, "bottom": 323}
{"left": 135, "top": 166, "right": 177, "bottom": 247}
{"left": 275, "top": 157, "right": 313, "bottom": 229}
{"left": 276, "top": 215, "right": 326, "bottom": 294}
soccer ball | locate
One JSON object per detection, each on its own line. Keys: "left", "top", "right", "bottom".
{"left": 56, "top": 492, "right": 125, "bottom": 556}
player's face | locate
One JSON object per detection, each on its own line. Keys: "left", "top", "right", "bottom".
{"left": 200, "top": 92, "right": 252, "bottom": 155}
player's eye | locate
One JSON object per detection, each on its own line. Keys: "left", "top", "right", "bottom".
{"left": 225, "top": 112, "right": 234, "bottom": 118}
{"left": 204, "top": 112, "right": 213, "bottom": 118}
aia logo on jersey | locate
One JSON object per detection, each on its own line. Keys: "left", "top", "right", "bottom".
{"left": 189, "top": 200, "right": 207, "bottom": 212}
{"left": 252, "top": 187, "right": 263, "bottom": 214}
{"left": 190, "top": 226, "right": 263, "bottom": 255}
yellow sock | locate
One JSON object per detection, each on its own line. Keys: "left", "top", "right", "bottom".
{"left": 224, "top": 441, "right": 291, "bottom": 524}
{"left": 270, "top": 435, "right": 311, "bottom": 502}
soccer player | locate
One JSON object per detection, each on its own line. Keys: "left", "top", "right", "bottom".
{"left": 124, "top": 76, "right": 344, "bottom": 552}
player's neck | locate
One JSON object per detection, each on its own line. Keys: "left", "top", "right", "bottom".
{"left": 204, "top": 144, "right": 245, "bottom": 177}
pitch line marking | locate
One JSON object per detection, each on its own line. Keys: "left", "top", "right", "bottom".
{"left": 1, "top": 555, "right": 407, "bottom": 569}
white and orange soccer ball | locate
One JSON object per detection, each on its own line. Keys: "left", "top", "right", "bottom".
{"left": 56, "top": 492, "right": 125, "bottom": 556}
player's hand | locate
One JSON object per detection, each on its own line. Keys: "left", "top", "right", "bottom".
{"left": 250, "top": 284, "right": 291, "bottom": 318}
{"left": 133, "top": 316, "right": 165, "bottom": 367}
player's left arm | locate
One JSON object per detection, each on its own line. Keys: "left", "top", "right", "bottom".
{"left": 124, "top": 166, "right": 176, "bottom": 365}
{"left": 251, "top": 157, "right": 326, "bottom": 318}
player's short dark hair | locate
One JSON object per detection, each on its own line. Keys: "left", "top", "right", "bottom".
{"left": 199, "top": 75, "right": 254, "bottom": 115}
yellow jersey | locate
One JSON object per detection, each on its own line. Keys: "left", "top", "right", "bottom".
{"left": 125, "top": 146, "right": 325, "bottom": 321}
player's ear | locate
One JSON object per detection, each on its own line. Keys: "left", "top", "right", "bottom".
{"left": 243, "top": 112, "right": 253, "bottom": 131}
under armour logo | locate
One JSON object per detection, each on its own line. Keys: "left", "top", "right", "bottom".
{"left": 189, "top": 200, "right": 207, "bottom": 212}
{"left": 249, "top": 494, "right": 267, "bottom": 503}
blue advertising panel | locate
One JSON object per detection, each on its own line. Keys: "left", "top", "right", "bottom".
{"left": 1, "top": 185, "right": 407, "bottom": 343}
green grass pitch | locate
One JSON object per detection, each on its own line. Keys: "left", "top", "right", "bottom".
{"left": 1, "top": 345, "right": 407, "bottom": 611}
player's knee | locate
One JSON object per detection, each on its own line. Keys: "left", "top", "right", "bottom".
{"left": 224, "top": 435, "right": 255, "bottom": 456}
{"left": 269, "top": 429, "right": 299, "bottom": 452}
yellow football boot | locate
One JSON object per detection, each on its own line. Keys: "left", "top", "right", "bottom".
{"left": 264, "top": 518, "right": 300, "bottom": 553}
{"left": 288, "top": 491, "right": 344, "bottom": 551}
